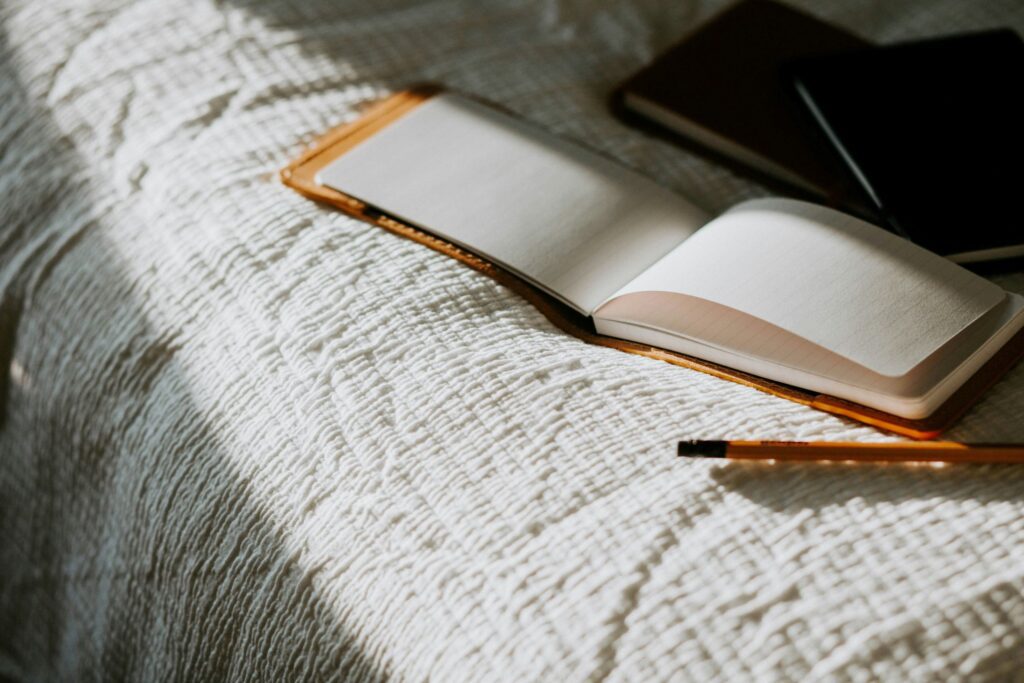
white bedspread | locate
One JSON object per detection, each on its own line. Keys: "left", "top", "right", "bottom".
{"left": 3, "top": 1, "right": 1024, "bottom": 680}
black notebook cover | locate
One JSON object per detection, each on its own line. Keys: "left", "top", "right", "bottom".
{"left": 790, "top": 29, "right": 1024, "bottom": 262}
{"left": 616, "top": 0, "right": 869, "bottom": 208}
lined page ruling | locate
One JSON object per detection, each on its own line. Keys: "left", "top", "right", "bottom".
{"left": 604, "top": 199, "right": 1004, "bottom": 377}
{"left": 316, "top": 93, "right": 709, "bottom": 314}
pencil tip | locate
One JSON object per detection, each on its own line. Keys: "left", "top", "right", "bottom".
{"left": 677, "top": 440, "right": 727, "bottom": 458}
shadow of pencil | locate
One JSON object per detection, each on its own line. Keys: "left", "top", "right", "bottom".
{"left": 0, "top": 20, "right": 387, "bottom": 682}
{"left": 709, "top": 458, "right": 1024, "bottom": 513}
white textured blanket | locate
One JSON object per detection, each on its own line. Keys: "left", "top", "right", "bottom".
{"left": 3, "top": 1, "right": 1024, "bottom": 680}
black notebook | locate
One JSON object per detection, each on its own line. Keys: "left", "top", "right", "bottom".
{"left": 789, "top": 29, "right": 1024, "bottom": 263}
{"left": 615, "top": 0, "right": 868, "bottom": 207}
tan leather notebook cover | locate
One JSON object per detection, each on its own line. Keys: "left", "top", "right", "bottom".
{"left": 281, "top": 87, "right": 1024, "bottom": 439}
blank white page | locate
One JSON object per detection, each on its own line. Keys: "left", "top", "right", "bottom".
{"left": 316, "top": 93, "right": 710, "bottom": 314}
{"left": 603, "top": 198, "right": 1004, "bottom": 377}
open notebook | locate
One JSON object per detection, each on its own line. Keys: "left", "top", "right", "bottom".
{"left": 282, "top": 89, "right": 1024, "bottom": 437}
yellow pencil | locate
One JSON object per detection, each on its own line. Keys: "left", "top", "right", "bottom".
{"left": 677, "top": 440, "right": 1024, "bottom": 464}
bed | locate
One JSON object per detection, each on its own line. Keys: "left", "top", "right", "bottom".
{"left": 2, "top": 0, "right": 1024, "bottom": 679}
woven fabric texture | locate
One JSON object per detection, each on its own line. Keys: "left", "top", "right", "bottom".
{"left": 2, "top": 0, "right": 1024, "bottom": 680}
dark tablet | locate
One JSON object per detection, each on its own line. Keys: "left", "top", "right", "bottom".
{"left": 789, "top": 29, "right": 1024, "bottom": 263}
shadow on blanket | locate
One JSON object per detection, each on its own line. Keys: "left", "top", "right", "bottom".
{"left": 711, "top": 460, "right": 1024, "bottom": 513}
{"left": 0, "top": 25, "right": 387, "bottom": 682}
